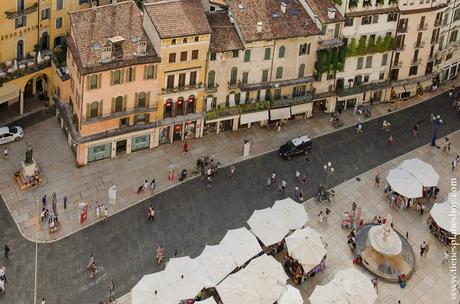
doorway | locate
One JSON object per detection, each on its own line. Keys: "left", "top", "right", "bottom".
{"left": 313, "top": 99, "right": 326, "bottom": 114}
{"left": 173, "top": 124, "right": 183, "bottom": 141}
{"left": 116, "top": 140, "right": 127, "bottom": 156}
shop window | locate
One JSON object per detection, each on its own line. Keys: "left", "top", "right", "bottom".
{"left": 87, "top": 143, "right": 111, "bottom": 163}
{"left": 131, "top": 135, "right": 150, "bottom": 152}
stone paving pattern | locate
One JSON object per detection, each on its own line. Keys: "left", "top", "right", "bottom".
{"left": 0, "top": 83, "right": 457, "bottom": 242}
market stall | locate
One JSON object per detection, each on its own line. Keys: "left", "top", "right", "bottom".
{"left": 219, "top": 227, "right": 263, "bottom": 267}
{"left": 398, "top": 158, "right": 439, "bottom": 187}
{"left": 271, "top": 198, "right": 309, "bottom": 230}
{"left": 429, "top": 191, "right": 460, "bottom": 245}
{"left": 385, "top": 168, "right": 423, "bottom": 209}
{"left": 247, "top": 207, "right": 290, "bottom": 246}
{"left": 195, "top": 244, "right": 238, "bottom": 287}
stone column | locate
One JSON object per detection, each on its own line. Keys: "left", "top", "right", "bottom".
{"left": 216, "top": 121, "right": 221, "bottom": 135}
{"left": 19, "top": 90, "right": 24, "bottom": 115}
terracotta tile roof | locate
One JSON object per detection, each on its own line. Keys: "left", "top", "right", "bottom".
{"left": 68, "top": 1, "right": 159, "bottom": 75}
{"left": 206, "top": 12, "right": 244, "bottom": 52}
{"left": 227, "top": 0, "right": 319, "bottom": 43}
{"left": 144, "top": 0, "right": 211, "bottom": 39}
{"left": 304, "top": 0, "right": 344, "bottom": 24}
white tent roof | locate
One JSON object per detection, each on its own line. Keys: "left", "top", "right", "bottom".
{"left": 309, "top": 281, "right": 348, "bottom": 304}
{"left": 131, "top": 272, "right": 177, "bottom": 304}
{"left": 277, "top": 285, "right": 304, "bottom": 304}
{"left": 272, "top": 198, "right": 309, "bottom": 230}
{"left": 247, "top": 207, "right": 290, "bottom": 246}
{"left": 399, "top": 158, "right": 439, "bottom": 187}
{"left": 285, "top": 227, "right": 327, "bottom": 272}
{"left": 430, "top": 191, "right": 460, "bottom": 235}
{"left": 386, "top": 168, "right": 423, "bottom": 198}
{"left": 196, "top": 297, "right": 217, "bottom": 304}
{"left": 220, "top": 227, "right": 263, "bottom": 267}
{"left": 334, "top": 268, "right": 378, "bottom": 304}
{"left": 216, "top": 271, "right": 263, "bottom": 304}
{"left": 195, "top": 244, "right": 237, "bottom": 287}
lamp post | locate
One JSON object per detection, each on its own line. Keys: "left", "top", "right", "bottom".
{"left": 431, "top": 115, "right": 442, "bottom": 147}
{"left": 323, "top": 161, "right": 334, "bottom": 191}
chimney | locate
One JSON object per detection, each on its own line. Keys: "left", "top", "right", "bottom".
{"left": 281, "top": 1, "right": 287, "bottom": 13}
{"left": 137, "top": 40, "right": 147, "bottom": 56}
{"left": 327, "top": 8, "right": 336, "bottom": 20}
{"left": 101, "top": 42, "right": 113, "bottom": 63}
{"left": 256, "top": 21, "right": 263, "bottom": 33}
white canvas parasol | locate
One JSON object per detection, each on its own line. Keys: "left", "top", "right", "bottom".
{"left": 247, "top": 207, "right": 290, "bottom": 246}
{"left": 277, "top": 285, "right": 304, "bottom": 304}
{"left": 285, "top": 227, "right": 327, "bottom": 272}
{"left": 195, "top": 244, "right": 237, "bottom": 287}
{"left": 309, "top": 281, "right": 348, "bottom": 304}
{"left": 399, "top": 158, "right": 439, "bottom": 187}
{"left": 430, "top": 191, "right": 460, "bottom": 235}
{"left": 131, "top": 272, "right": 177, "bottom": 304}
{"left": 196, "top": 297, "right": 217, "bottom": 304}
{"left": 272, "top": 198, "right": 309, "bottom": 230}
{"left": 216, "top": 271, "right": 263, "bottom": 304}
{"left": 219, "top": 227, "right": 262, "bottom": 267}
{"left": 386, "top": 168, "right": 423, "bottom": 198}
{"left": 334, "top": 268, "right": 378, "bottom": 304}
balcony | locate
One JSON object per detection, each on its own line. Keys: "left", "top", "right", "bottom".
{"left": 397, "top": 25, "right": 408, "bottom": 33}
{"left": 239, "top": 76, "right": 315, "bottom": 92}
{"left": 205, "top": 83, "right": 219, "bottom": 93}
{"left": 205, "top": 100, "right": 270, "bottom": 120}
{"left": 205, "top": 105, "right": 240, "bottom": 121}
{"left": 391, "top": 60, "right": 403, "bottom": 68}
{"left": 82, "top": 105, "right": 158, "bottom": 124}
{"left": 411, "top": 58, "right": 422, "bottom": 65}
{"left": 414, "top": 41, "right": 425, "bottom": 49}
{"left": 395, "top": 44, "right": 406, "bottom": 51}
{"left": 0, "top": 57, "right": 51, "bottom": 83}
{"left": 238, "top": 100, "right": 270, "bottom": 114}
{"left": 5, "top": 2, "right": 38, "bottom": 19}
{"left": 161, "top": 83, "right": 202, "bottom": 95}
{"left": 418, "top": 23, "right": 428, "bottom": 31}
{"left": 318, "top": 37, "right": 345, "bottom": 49}
{"left": 270, "top": 94, "right": 313, "bottom": 108}
{"left": 228, "top": 81, "right": 241, "bottom": 90}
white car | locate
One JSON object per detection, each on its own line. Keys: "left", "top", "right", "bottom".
{"left": 0, "top": 126, "right": 24, "bottom": 145}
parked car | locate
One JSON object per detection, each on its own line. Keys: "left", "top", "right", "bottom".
{"left": 0, "top": 126, "right": 24, "bottom": 145}
{"left": 279, "top": 135, "right": 312, "bottom": 160}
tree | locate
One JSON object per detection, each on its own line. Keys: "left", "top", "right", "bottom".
{"left": 347, "top": 38, "right": 357, "bottom": 56}
{"left": 375, "top": 36, "right": 384, "bottom": 52}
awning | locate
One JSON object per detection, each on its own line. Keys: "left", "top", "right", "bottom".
{"left": 291, "top": 103, "right": 311, "bottom": 115}
{"left": 270, "top": 107, "right": 291, "bottom": 120}
{"left": 419, "top": 79, "right": 432, "bottom": 88}
{"left": 404, "top": 84, "right": 418, "bottom": 93}
{"left": 392, "top": 86, "right": 405, "bottom": 95}
{"left": 0, "top": 83, "right": 20, "bottom": 105}
{"left": 240, "top": 111, "right": 269, "bottom": 125}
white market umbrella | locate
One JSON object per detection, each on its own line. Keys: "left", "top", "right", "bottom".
{"left": 277, "top": 285, "right": 303, "bottom": 304}
{"left": 399, "top": 158, "right": 439, "bottom": 187}
{"left": 164, "top": 256, "right": 209, "bottom": 302}
{"left": 247, "top": 207, "right": 290, "bottom": 246}
{"left": 430, "top": 191, "right": 460, "bottom": 235}
{"left": 243, "top": 254, "right": 288, "bottom": 303}
{"left": 309, "top": 281, "right": 348, "bottom": 304}
{"left": 334, "top": 268, "right": 378, "bottom": 304}
{"left": 37, "top": 51, "right": 43, "bottom": 63}
{"left": 216, "top": 271, "right": 263, "bottom": 304}
{"left": 285, "top": 227, "right": 327, "bottom": 272}
{"left": 196, "top": 297, "right": 217, "bottom": 304}
{"left": 220, "top": 227, "right": 263, "bottom": 267}
{"left": 272, "top": 198, "right": 309, "bottom": 230}
{"left": 195, "top": 244, "right": 237, "bottom": 287}
{"left": 386, "top": 168, "right": 423, "bottom": 198}
{"left": 131, "top": 272, "right": 177, "bottom": 304}
{"left": 13, "top": 59, "right": 18, "bottom": 70}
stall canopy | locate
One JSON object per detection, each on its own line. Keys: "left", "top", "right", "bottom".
{"left": 270, "top": 107, "right": 291, "bottom": 120}
{"left": 247, "top": 207, "right": 290, "bottom": 246}
{"left": 277, "top": 285, "right": 303, "bottom": 304}
{"left": 131, "top": 272, "right": 177, "bottom": 304}
{"left": 219, "top": 227, "right": 263, "bottom": 267}
{"left": 271, "top": 198, "right": 309, "bottom": 230}
{"left": 195, "top": 244, "right": 237, "bottom": 287}
{"left": 430, "top": 191, "right": 460, "bottom": 235}
{"left": 334, "top": 268, "right": 378, "bottom": 304}
{"left": 196, "top": 297, "right": 217, "bottom": 304}
{"left": 309, "top": 281, "right": 348, "bottom": 304}
{"left": 240, "top": 111, "right": 269, "bottom": 125}
{"left": 285, "top": 227, "right": 327, "bottom": 272}
{"left": 386, "top": 168, "right": 423, "bottom": 198}
{"left": 216, "top": 271, "right": 263, "bottom": 304}
{"left": 392, "top": 86, "right": 405, "bottom": 95}
{"left": 291, "top": 103, "right": 310, "bottom": 115}
{"left": 398, "top": 158, "right": 439, "bottom": 187}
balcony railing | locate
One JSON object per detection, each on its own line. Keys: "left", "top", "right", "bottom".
{"left": 395, "top": 44, "right": 406, "bottom": 51}
{"left": 82, "top": 105, "right": 158, "bottom": 124}
{"left": 397, "top": 25, "right": 408, "bottom": 33}
{"left": 161, "top": 83, "right": 202, "bottom": 95}
{"left": 205, "top": 106, "right": 240, "bottom": 121}
{"left": 5, "top": 2, "right": 38, "bottom": 19}
{"left": 270, "top": 94, "right": 313, "bottom": 108}
{"left": 414, "top": 41, "right": 425, "bottom": 49}
{"left": 228, "top": 81, "right": 241, "bottom": 90}
{"left": 0, "top": 59, "right": 51, "bottom": 82}
{"left": 205, "top": 100, "right": 271, "bottom": 120}
{"left": 418, "top": 23, "right": 428, "bottom": 31}
{"left": 319, "top": 37, "right": 345, "bottom": 49}
{"left": 411, "top": 58, "right": 422, "bottom": 65}
{"left": 205, "top": 83, "right": 219, "bottom": 93}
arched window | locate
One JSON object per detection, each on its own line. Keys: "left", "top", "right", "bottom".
{"left": 16, "top": 40, "right": 24, "bottom": 60}
{"left": 278, "top": 46, "right": 285, "bottom": 58}
{"left": 138, "top": 92, "right": 147, "bottom": 108}
{"left": 230, "top": 67, "right": 238, "bottom": 85}
{"left": 276, "top": 67, "right": 283, "bottom": 79}
{"left": 176, "top": 97, "right": 184, "bottom": 115}
{"left": 298, "top": 64, "right": 305, "bottom": 78}
{"left": 187, "top": 95, "right": 195, "bottom": 114}
{"left": 207, "top": 70, "right": 216, "bottom": 88}
{"left": 90, "top": 101, "right": 99, "bottom": 118}
{"left": 164, "top": 98, "right": 173, "bottom": 118}
{"left": 115, "top": 96, "right": 123, "bottom": 112}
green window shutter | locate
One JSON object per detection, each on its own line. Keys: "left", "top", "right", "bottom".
{"left": 111, "top": 97, "right": 115, "bottom": 113}
{"left": 153, "top": 65, "right": 157, "bottom": 79}
{"left": 86, "top": 103, "right": 91, "bottom": 119}
{"left": 143, "top": 65, "right": 147, "bottom": 80}
{"left": 110, "top": 71, "right": 114, "bottom": 86}
{"left": 98, "top": 100, "right": 103, "bottom": 116}
{"left": 86, "top": 76, "right": 90, "bottom": 91}
{"left": 133, "top": 115, "right": 138, "bottom": 124}
{"left": 146, "top": 91, "right": 151, "bottom": 108}
{"left": 133, "top": 67, "right": 136, "bottom": 82}
{"left": 123, "top": 95, "right": 127, "bottom": 111}
{"left": 98, "top": 73, "right": 102, "bottom": 88}
{"left": 145, "top": 113, "right": 150, "bottom": 123}
{"left": 134, "top": 92, "right": 139, "bottom": 109}
{"left": 120, "top": 69, "right": 125, "bottom": 84}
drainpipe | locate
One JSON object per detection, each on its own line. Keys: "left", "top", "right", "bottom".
{"left": 37, "top": 0, "right": 40, "bottom": 52}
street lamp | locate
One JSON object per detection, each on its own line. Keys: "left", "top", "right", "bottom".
{"left": 323, "top": 161, "right": 334, "bottom": 191}
{"left": 431, "top": 115, "right": 442, "bottom": 147}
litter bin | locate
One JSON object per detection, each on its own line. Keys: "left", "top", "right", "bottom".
{"left": 242, "top": 140, "right": 251, "bottom": 157}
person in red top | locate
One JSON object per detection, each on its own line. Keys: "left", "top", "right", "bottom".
{"left": 183, "top": 142, "right": 189, "bottom": 154}
{"left": 147, "top": 205, "right": 155, "bottom": 223}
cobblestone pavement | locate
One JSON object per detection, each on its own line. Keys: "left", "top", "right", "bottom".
{"left": 0, "top": 81, "right": 458, "bottom": 242}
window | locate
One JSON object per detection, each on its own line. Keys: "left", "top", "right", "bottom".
{"left": 321, "top": 25, "right": 327, "bottom": 35}
{"left": 381, "top": 54, "right": 388, "bottom": 66}
{"left": 443, "top": 13, "right": 449, "bottom": 26}
{"left": 357, "top": 57, "right": 363, "bottom": 69}
{"left": 41, "top": 8, "right": 50, "bottom": 20}
{"left": 345, "top": 18, "right": 354, "bottom": 27}
{"left": 17, "top": 0, "right": 24, "bottom": 10}
{"left": 112, "top": 70, "right": 122, "bottom": 85}
{"left": 362, "top": 16, "right": 372, "bottom": 25}
{"left": 278, "top": 46, "right": 285, "bottom": 58}
{"left": 16, "top": 40, "right": 24, "bottom": 60}
{"left": 264, "top": 48, "right": 271, "bottom": 60}
{"left": 210, "top": 52, "right": 216, "bottom": 60}
{"left": 409, "top": 66, "right": 418, "bottom": 76}
{"left": 171, "top": 39, "right": 176, "bottom": 45}
{"left": 207, "top": 70, "right": 215, "bottom": 88}
{"left": 365, "top": 56, "right": 373, "bottom": 68}
{"left": 56, "top": 0, "right": 63, "bottom": 10}
{"left": 194, "top": 36, "right": 199, "bottom": 42}
{"left": 230, "top": 67, "right": 238, "bottom": 84}
{"left": 114, "top": 96, "right": 123, "bottom": 112}
{"left": 450, "top": 30, "right": 458, "bottom": 43}
{"left": 242, "top": 72, "right": 249, "bottom": 84}
{"left": 191, "top": 50, "right": 198, "bottom": 60}
{"left": 373, "top": 15, "right": 379, "bottom": 23}
{"left": 276, "top": 67, "right": 283, "bottom": 79}
{"left": 180, "top": 51, "right": 187, "bottom": 61}
{"left": 138, "top": 92, "right": 147, "bottom": 108}
{"left": 167, "top": 75, "right": 175, "bottom": 89}
{"left": 178, "top": 73, "right": 186, "bottom": 88}
{"left": 169, "top": 53, "right": 176, "bottom": 63}
{"left": 127, "top": 67, "right": 135, "bottom": 82}
{"left": 15, "top": 16, "right": 26, "bottom": 29}
{"left": 379, "top": 72, "right": 385, "bottom": 80}
{"left": 387, "top": 13, "right": 398, "bottom": 22}
{"left": 298, "top": 64, "right": 305, "bottom": 78}
{"left": 363, "top": 75, "right": 369, "bottom": 83}
{"left": 232, "top": 50, "right": 239, "bottom": 58}
{"left": 455, "top": 9, "right": 460, "bottom": 21}
{"left": 144, "top": 65, "right": 155, "bottom": 79}
{"left": 89, "top": 74, "right": 98, "bottom": 90}
{"left": 244, "top": 49, "right": 251, "bottom": 62}
{"left": 120, "top": 117, "right": 129, "bottom": 127}
{"left": 262, "top": 70, "right": 269, "bottom": 82}
{"left": 56, "top": 17, "right": 63, "bottom": 29}
{"left": 189, "top": 71, "right": 197, "bottom": 86}
{"left": 89, "top": 102, "right": 99, "bottom": 118}
{"left": 183, "top": 38, "right": 188, "bottom": 44}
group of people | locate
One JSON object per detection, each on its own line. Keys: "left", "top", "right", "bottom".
{"left": 87, "top": 254, "right": 99, "bottom": 279}
{"left": 196, "top": 154, "right": 222, "bottom": 188}
{"left": 95, "top": 204, "right": 109, "bottom": 221}
{"left": 138, "top": 178, "right": 157, "bottom": 194}
{"left": 265, "top": 170, "right": 307, "bottom": 202}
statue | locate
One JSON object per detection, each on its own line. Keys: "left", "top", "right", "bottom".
{"left": 382, "top": 214, "right": 393, "bottom": 241}
{"left": 25, "top": 143, "right": 33, "bottom": 164}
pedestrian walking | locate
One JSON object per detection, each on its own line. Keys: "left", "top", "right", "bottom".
{"left": 96, "top": 205, "right": 101, "bottom": 219}
{"left": 41, "top": 298, "right": 46, "bottom": 304}
{"left": 420, "top": 241, "right": 426, "bottom": 257}
{"left": 412, "top": 124, "right": 419, "bottom": 136}
{"left": 3, "top": 243, "right": 9, "bottom": 259}
{"left": 0, "top": 276, "right": 4, "bottom": 294}
{"left": 295, "top": 170, "right": 300, "bottom": 181}
{"left": 452, "top": 156, "right": 459, "bottom": 171}
{"left": 143, "top": 180, "right": 149, "bottom": 191}
{"left": 150, "top": 178, "right": 156, "bottom": 192}
{"left": 356, "top": 122, "right": 363, "bottom": 134}
{"left": 266, "top": 177, "right": 271, "bottom": 190}
{"left": 278, "top": 180, "right": 286, "bottom": 194}
{"left": 147, "top": 205, "right": 155, "bottom": 222}
{"left": 449, "top": 86, "right": 455, "bottom": 99}
{"left": 87, "top": 254, "right": 95, "bottom": 270}
{"left": 294, "top": 187, "right": 300, "bottom": 199}
{"left": 424, "top": 243, "right": 430, "bottom": 258}
{"left": 103, "top": 207, "right": 108, "bottom": 222}
{"left": 271, "top": 171, "right": 277, "bottom": 183}
{"left": 302, "top": 174, "right": 308, "bottom": 184}
{"left": 63, "top": 196, "right": 67, "bottom": 209}
{"left": 353, "top": 104, "right": 358, "bottom": 116}
{"left": 41, "top": 195, "right": 47, "bottom": 207}
{"left": 325, "top": 208, "right": 331, "bottom": 222}
{"left": 374, "top": 174, "right": 380, "bottom": 187}
{"left": 2, "top": 147, "right": 8, "bottom": 160}
{"left": 318, "top": 210, "right": 325, "bottom": 223}
{"left": 443, "top": 251, "right": 449, "bottom": 263}
{"left": 89, "top": 261, "right": 98, "bottom": 278}
{"left": 183, "top": 141, "right": 188, "bottom": 154}
{"left": 155, "top": 245, "right": 165, "bottom": 264}
{"left": 298, "top": 189, "right": 304, "bottom": 201}
{"left": 371, "top": 277, "right": 379, "bottom": 294}
{"left": 0, "top": 266, "right": 6, "bottom": 284}
{"left": 229, "top": 165, "right": 235, "bottom": 180}
{"left": 207, "top": 176, "right": 212, "bottom": 188}
{"left": 387, "top": 135, "right": 394, "bottom": 145}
